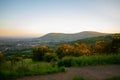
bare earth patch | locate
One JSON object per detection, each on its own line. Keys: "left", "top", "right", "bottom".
{"left": 16, "top": 65, "right": 120, "bottom": 80}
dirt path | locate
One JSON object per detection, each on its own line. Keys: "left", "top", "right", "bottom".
{"left": 16, "top": 65, "right": 120, "bottom": 80}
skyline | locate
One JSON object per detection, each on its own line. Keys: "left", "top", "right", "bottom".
{"left": 0, "top": 0, "right": 120, "bottom": 37}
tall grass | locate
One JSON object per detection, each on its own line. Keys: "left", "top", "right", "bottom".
{"left": 0, "top": 59, "right": 65, "bottom": 80}
{"left": 58, "top": 54, "right": 120, "bottom": 67}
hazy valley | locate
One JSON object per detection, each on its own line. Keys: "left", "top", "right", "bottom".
{"left": 0, "top": 31, "right": 109, "bottom": 53}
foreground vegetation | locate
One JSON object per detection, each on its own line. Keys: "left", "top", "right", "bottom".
{"left": 105, "top": 77, "right": 120, "bottom": 80}
{"left": 72, "top": 76, "right": 120, "bottom": 80}
{"left": 0, "top": 59, "right": 65, "bottom": 80}
{"left": 58, "top": 54, "right": 120, "bottom": 67}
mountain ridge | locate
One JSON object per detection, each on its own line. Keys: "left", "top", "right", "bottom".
{"left": 38, "top": 31, "right": 109, "bottom": 42}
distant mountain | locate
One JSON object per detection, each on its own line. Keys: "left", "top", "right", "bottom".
{"left": 69, "top": 35, "right": 113, "bottom": 45}
{"left": 38, "top": 31, "right": 108, "bottom": 42}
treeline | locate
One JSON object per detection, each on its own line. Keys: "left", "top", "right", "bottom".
{"left": 32, "top": 34, "right": 120, "bottom": 62}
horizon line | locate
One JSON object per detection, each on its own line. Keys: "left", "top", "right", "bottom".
{"left": 0, "top": 31, "right": 119, "bottom": 38}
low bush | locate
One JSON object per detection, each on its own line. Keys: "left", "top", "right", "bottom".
{"left": 43, "top": 53, "right": 58, "bottom": 62}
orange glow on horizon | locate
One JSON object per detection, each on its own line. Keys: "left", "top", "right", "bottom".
{"left": 0, "top": 28, "right": 43, "bottom": 37}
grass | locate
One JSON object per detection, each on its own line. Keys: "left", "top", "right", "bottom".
{"left": 0, "top": 59, "right": 65, "bottom": 80}
{"left": 72, "top": 76, "right": 85, "bottom": 80}
{"left": 58, "top": 54, "right": 120, "bottom": 67}
{"left": 72, "top": 76, "right": 120, "bottom": 80}
{"left": 105, "top": 77, "right": 120, "bottom": 80}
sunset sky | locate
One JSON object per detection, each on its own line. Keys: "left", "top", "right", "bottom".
{"left": 0, "top": 0, "right": 120, "bottom": 37}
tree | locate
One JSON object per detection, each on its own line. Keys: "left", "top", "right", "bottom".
{"left": 73, "top": 43, "right": 91, "bottom": 56}
{"left": 56, "top": 44, "right": 74, "bottom": 58}
{"left": 33, "top": 45, "right": 54, "bottom": 61}
{"left": 94, "top": 40, "right": 109, "bottom": 54}
{"left": 111, "top": 34, "right": 120, "bottom": 53}
{"left": 0, "top": 52, "right": 4, "bottom": 65}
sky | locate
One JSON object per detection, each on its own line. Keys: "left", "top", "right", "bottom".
{"left": 0, "top": 0, "right": 120, "bottom": 37}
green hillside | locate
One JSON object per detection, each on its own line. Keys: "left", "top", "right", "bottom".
{"left": 38, "top": 31, "right": 108, "bottom": 42}
{"left": 70, "top": 34, "right": 113, "bottom": 45}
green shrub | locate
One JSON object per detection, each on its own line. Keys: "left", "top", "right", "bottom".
{"left": 43, "top": 53, "right": 58, "bottom": 62}
{"left": 33, "top": 46, "right": 54, "bottom": 61}
{"left": 58, "top": 57, "right": 78, "bottom": 67}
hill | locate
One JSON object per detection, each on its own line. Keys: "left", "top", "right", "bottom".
{"left": 69, "top": 35, "right": 112, "bottom": 45}
{"left": 38, "top": 31, "right": 108, "bottom": 42}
